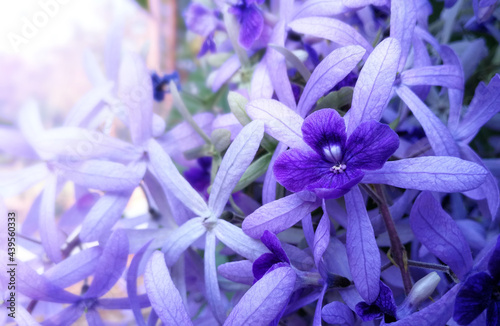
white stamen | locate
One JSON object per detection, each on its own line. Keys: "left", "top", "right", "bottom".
{"left": 330, "top": 163, "right": 346, "bottom": 174}
{"left": 323, "top": 144, "right": 342, "bottom": 163}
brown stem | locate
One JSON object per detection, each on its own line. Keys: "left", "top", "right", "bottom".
{"left": 373, "top": 184, "right": 413, "bottom": 295}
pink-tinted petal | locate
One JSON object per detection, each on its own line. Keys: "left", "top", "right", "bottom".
{"left": 289, "top": 18, "right": 372, "bottom": 54}
{"left": 345, "top": 186, "right": 380, "bottom": 303}
{"left": 162, "top": 217, "right": 206, "bottom": 266}
{"left": 390, "top": 0, "right": 416, "bottom": 71}
{"left": 144, "top": 251, "right": 193, "bottom": 326}
{"left": 346, "top": 38, "right": 401, "bottom": 135}
{"left": 247, "top": 99, "right": 307, "bottom": 150}
{"left": 396, "top": 85, "right": 460, "bottom": 157}
{"left": 80, "top": 190, "right": 132, "bottom": 242}
{"left": 209, "top": 120, "right": 264, "bottom": 217}
{"left": 117, "top": 53, "right": 153, "bottom": 145}
{"left": 344, "top": 120, "right": 399, "bottom": 170}
{"left": 148, "top": 139, "right": 210, "bottom": 217}
{"left": 297, "top": 46, "right": 366, "bottom": 117}
{"left": 214, "top": 220, "right": 267, "bottom": 261}
{"left": 301, "top": 109, "right": 346, "bottom": 158}
{"left": 84, "top": 230, "right": 129, "bottom": 298}
{"left": 362, "top": 157, "right": 487, "bottom": 192}
{"left": 242, "top": 192, "right": 321, "bottom": 238}
{"left": 224, "top": 267, "right": 296, "bottom": 326}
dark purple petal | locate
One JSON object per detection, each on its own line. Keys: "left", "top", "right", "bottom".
{"left": 488, "top": 236, "right": 500, "bottom": 281}
{"left": 302, "top": 109, "right": 347, "bottom": 159}
{"left": 261, "top": 231, "right": 290, "bottom": 264}
{"left": 487, "top": 301, "right": 499, "bottom": 326}
{"left": 253, "top": 253, "right": 283, "bottom": 280}
{"left": 454, "top": 272, "right": 494, "bottom": 325}
{"left": 375, "top": 281, "right": 397, "bottom": 318}
{"left": 356, "top": 301, "right": 383, "bottom": 321}
{"left": 344, "top": 121, "right": 399, "bottom": 170}
{"left": 274, "top": 149, "right": 330, "bottom": 193}
{"left": 238, "top": 5, "right": 264, "bottom": 49}
{"left": 310, "top": 169, "right": 364, "bottom": 199}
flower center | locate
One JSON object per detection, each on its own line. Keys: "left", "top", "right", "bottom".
{"left": 330, "top": 163, "right": 346, "bottom": 174}
{"left": 323, "top": 144, "right": 343, "bottom": 163}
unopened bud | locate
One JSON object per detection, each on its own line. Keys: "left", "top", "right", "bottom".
{"left": 407, "top": 272, "right": 441, "bottom": 306}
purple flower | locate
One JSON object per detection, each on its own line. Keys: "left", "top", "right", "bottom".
{"left": 355, "top": 281, "right": 398, "bottom": 323}
{"left": 454, "top": 235, "right": 500, "bottom": 326}
{"left": 252, "top": 230, "right": 291, "bottom": 281}
{"left": 274, "top": 109, "right": 399, "bottom": 199}
{"left": 229, "top": 0, "right": 265, "bottom": 49}
{"left": 151, "top": 71, "right": 180, "bottom": 102}
{"left": 184, "top": 156, "right": 212, "bottom": 194}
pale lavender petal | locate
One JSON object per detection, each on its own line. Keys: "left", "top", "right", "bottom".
{"left": 127, "top": 241, "right": 151, "bottom": 326}
{"left": 104, "top": 20, "right": 122, "bottom": 82}
{"left": 289, "top": 18, "right": 372, "bottom": 54}
{"left": 80, "top": 190, "right": 133, "bottom": 242}
{"left": 45, "top": 247, "right": 102, "bottom": 288}
{"left": 345, "top": 186, "right": 380, "bottom": 304}
{"left": 410, "top": 35, "right": 431, "bottom": 99}
{"left": 162, "top": 217, "right": 206, "bottom": 266}
{"left": 214, "top": 220, "right": 268, "bottom": 261}
{"left": 117, "top": 53, "right": 153, "bottom": 145}
{"left": 440, "top": 45, "right": 464, "bottom": 131}
{"left": 209, "top": 120, "right": 264, "bottom": 217}
{"left": 263, "top": 142, "right": 286, "bottom": 204}
{"left": 455, "top": 74, "right": 500, "bottom": 143}
{"left": 59, "top": 192, "right": 100, "bottom": 236}
{"left": 362, "top": 157, "right": 487, "bottom": 192}
{"left": 212, "top": 54, "right": 241, "bottom": 92}
{"left": 313, "top": 208, "right": 331, "bottom": 268}
{"left": 212, "top": 113, "right": 243, "bottom": 140}
{"left": 205, "top": 231, "right": 227, "bottom": 323}
{"left": 346, "top": 38, "right": 401, "bottom": 135}
{"left": 223, "top": 267, "right": 296, "bottom": 326}
{"left": 396, "top": 85, "right": 459, "bottom": 157}
{"left": 17, "top": 101, "right": 49, "bottom": 160}
{"left": 148, "top": 139, "right": 210, "bottom": 217}
{"left": 18, "top": 261, "right": 80, "bottom": 303}
{"left": 98, "top": 294, "right": 150, "bottom": 309}
{"left": 83, "top": 50, "right": 107, "bottom": 85}
{"left": 296, "top": 45, "right": 366, "bottom": 117}
{"left": 281, "top": 242, "right": 315, "bottom": 271}
{"left": 342, "top": 0, "right": 388, "bottom": 8}
{"left": 292, "top": 0, "right": 349, "bottom": 19}
{"left": 218, "top": 260, "right": 255, "bottom": 285}
{"left": 251, "top": 60, "right": 273, "bottom": 100}
{"left": 37, "top": 127, "right": 142, "bottom": 163}
{"left": 400, "top": 65, "right": 463, "bottom": 89}
{"left": 57, "top": 159, "right": 145, "bottom": 192}
{"left": 0, "top": 163, "right": 50, "bottom": 197}
{"left": 391, "top": 285, "right": 459, "bottom": 326}
{"left": 242, "top": 191, "right": 321, "bottom": 238}
{"left": 410, "top": 192, "right": 473, "bottom": 279}
{"left": 390, "top": 0, "right": 416, "bottom": 71}
{"left": 266, "top": 21, "right": 296, "bottom": 110}
{"left": 461, "top": 145, "right": 499, "bottom": 219}
{"left": 246, "top": 99, "right": 307, "bottom": 150}
{"left": 144, "top": 251, "right": 193, "bottom": 326}
{"left": 39, "top": 176, "right": 63, "bottom": 263}
{"left": 64, "top": 82, "right": 114, "bottom": 127}
{"left": 86, "top": 309, "right": 105, "bottom": 326}
{"left": 321, "top": 301, "right": 355, "bottom": 325}
{"left": 84, "top": 230, "right": 129, "bottom": 298}
{"left": 41, "top": 304, "right": 85, "bottom": 326}
{"left": 17, "top": 305, "right": 42, "bottom": 326}
{"left": 0, "top": 126, "right": 38, "bottom": 159}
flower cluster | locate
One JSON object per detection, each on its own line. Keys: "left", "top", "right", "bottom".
{"left": 1, "top": 0, "right": 500, "bottom": 325}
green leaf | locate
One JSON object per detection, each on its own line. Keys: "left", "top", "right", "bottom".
{"left": 233, "top": 153, "right": 272, "bottom": 193}
{"left": 316, "top": 87, "right": 354, "bottom": 111}
{"left": 228, "top": 91, "right": 251, "bottom": 126}
{"left": 136, "top": 0, "right": 148, "bottom": 10}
